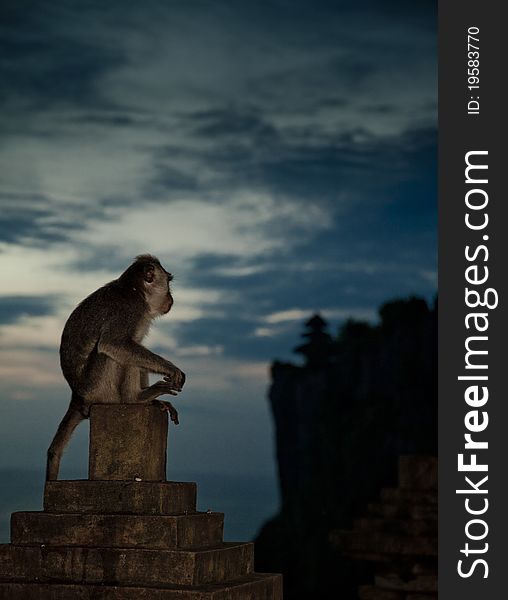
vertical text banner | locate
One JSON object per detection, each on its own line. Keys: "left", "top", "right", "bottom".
{"left": 439, "top": 0, "right": 507, "bottom": 598}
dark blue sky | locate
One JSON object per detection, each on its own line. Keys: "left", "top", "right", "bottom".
{"left": 0, "top": 0, "right": 436, "bottom": 477}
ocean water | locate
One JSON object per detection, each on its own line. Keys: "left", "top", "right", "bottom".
{"left": 0, "top": 468, "right": 279, "bottom": 543}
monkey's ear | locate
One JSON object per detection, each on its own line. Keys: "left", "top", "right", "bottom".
{"left": 143, "top": 264, "right": 155, "bottom": 283}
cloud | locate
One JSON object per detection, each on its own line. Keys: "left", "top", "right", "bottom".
{"left": 71, "top": 194, "right": 333, "bottom": 263}
{"left": 0, "top": 296, "right": 56, "bottom": 325}
{"left": 0, "top": 0, "right": 436, "bottom": 217}
{"left": 262, "top": 307, "right": 377, "bottom": 325}
{"left": 0, "top": 242, "right": 113, "bottom": 299}
{"left": 0, "top": 0, "right": 437, "bottom": 477}
{"left": 0, "top": 348, "right": 61, "bottom": 389}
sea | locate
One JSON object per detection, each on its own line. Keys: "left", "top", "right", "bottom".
{"left": 0, "top": 468, "right": 280, "bottom": 543}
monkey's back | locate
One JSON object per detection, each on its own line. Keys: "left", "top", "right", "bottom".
{"left": 60, "top": 282, "right": 140, "bottom": 395}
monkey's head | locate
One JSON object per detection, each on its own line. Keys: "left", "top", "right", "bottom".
{"left": 122, "top": 254, "right": 174, "bottom": 317}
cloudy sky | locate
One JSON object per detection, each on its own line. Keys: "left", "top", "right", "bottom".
{"left": 0, "top": 0, "right": 436, "bottom": 480}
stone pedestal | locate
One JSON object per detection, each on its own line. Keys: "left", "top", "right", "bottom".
{"left": 89, "top": 404, "right": 167, "bottom": 481}
{"left": 0, "top": 404, "right": 282, "bottom": 599}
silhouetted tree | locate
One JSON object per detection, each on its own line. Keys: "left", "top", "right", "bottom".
{"left": 294, "top": 314, "right": 333, "bottom": 367}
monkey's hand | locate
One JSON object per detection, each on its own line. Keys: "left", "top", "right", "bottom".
{"left": 163, "top": 366, "right": 186, "bottom": 392}
{"left": 138, "top": 379, "right": 180, "bottom": 403}
{"left": 155, "top": 400, "right": 179, "bottom": 425}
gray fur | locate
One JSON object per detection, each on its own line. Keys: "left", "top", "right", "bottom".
{"left": 46, "top": 254, "right": 185, "bottom": 481}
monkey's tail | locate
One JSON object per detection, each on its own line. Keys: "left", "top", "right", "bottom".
{"left": 46, "top": 398, "right": 86, "bottom": 481}
{"left": 70, "top": 392, "right": 90, "bottom": 418}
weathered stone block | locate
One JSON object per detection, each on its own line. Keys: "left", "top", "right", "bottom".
{"left": 359, "top": 585, "right": 403, "bottom": 600}
{"left": 330, "top": 530, "right": 437, "bottom": 558}
{"left": 44, "top": 480, "right": 196, "bottom": 514}
{"left": 0, "top": 542, "right": 253, "bottom": 586}
{"left": 89, "top": 404, "right": 167, "bottom": 481}
{"left": 354, "top": 516, "right": 437, "bottom": 537}
{"left": 367, "top": 501, "right": 437, "bottom": 520}
{"left": 375, "top": 574, "right": 437, "bottom": 593}
{"left": 380, "top": 488, "right": 438, "bottom": 507}
{"left": 11, "top": 511, "right": 224, "bottom": 550}
{"left": 398, "top": 456, "right": 438, "bottom": 491}
{"left": 334, "top": 455, "right": 437, "bottom": 600}
{"left": 0, "top": 573, "right": 283, "bottom": 599}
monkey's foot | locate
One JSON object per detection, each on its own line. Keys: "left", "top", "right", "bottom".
{"left": 155, "top": 400, "right": 179, "bottom": 425}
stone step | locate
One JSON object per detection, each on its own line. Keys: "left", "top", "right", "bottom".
{"left": 330, "top": 529, "right": 437, "bottom": 558}
{"left": 0, "top": 573, "right": 283, "bottom": 600}
{"left": 380, "top": 488, "right": 437, "bottom": 506}
{"left": 359, "top": 584, "right": 437, "bottom": 600}
{"left": 374, "top": 574, "right": 437, "bottom": 593}
{"left": 0, "top": 542, "right": 253, "bottom": 587}
{"left": 358, "top": 585, "right": 403, "bottom": 600}
{"left": 11, "top": 512, "right": 224, "bottom": 550}
{"left": 44, "top": 480, "right": 197, "bottom": 515}
{"left": 367, "top": 501, "right": 437, "bottom": 521}
{"left": 353, "top": 516, "right": 437, "bottom": 537}
{"left": 398, "top": 456, "right": 438, "bottom": 491}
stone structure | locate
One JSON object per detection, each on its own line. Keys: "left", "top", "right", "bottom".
{"left": 0, "top": 404, "right": 282, "bottom": 599}
{"left": 330, "top": 456, "right": 437, "bottom": 600}
{"left": 256, "top": 300, "right": 437, "bottom": 598}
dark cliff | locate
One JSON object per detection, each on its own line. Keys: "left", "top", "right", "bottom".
{"left": 255, "top": 297, "right": 437, "bottom": 599}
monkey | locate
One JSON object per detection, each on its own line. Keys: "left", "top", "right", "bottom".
{"left": 46, "top": 254, "right": 186, "bottom": 481}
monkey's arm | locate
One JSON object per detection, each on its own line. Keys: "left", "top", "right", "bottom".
{"left": 98, "top": 335, "right": 185, "bottom": 390}
{"left": 140, "top": 369, "right": 149, "bottom": 389}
